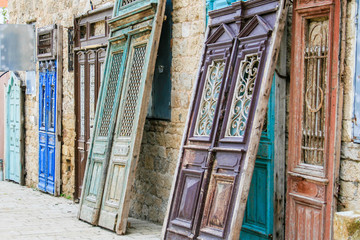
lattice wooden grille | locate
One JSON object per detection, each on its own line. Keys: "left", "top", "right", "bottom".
{"left": 118, "top": 45, "right": 147, "bottom": 137}
{"left": 194, "top": 60, "right": 225, "bottom": 137}
{"left": 301, "top": 18, "right": 328, "bottom": 166}
{"left": 226, "top": 53, "right": 259, "bottom": 137}
{"left": 98, "top": 52, "right": 123, "bottom": 137}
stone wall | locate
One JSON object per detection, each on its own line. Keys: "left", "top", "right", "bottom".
{"left": 129, "top": 0, "right": 205, "bottom": 222}
{"left": 8, "top": 0, "right": 114, "bottom": 193}
{"left": 338, "top": 0, "right": 360, "bottom": 212}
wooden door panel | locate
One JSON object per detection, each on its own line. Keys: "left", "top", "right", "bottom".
{"left": 5, "top": 73, "right": 24, "bottom": 184}
{"left": 163, "top": 1, "right": 287, "bottom": 239}
{"left": 285, "top": 1, "right": 342, "bottom": 239}
{"left": 97, "top": 0, "right": 166, "bottom": 233}
{"left": 79, "top": 40, "right": 128, "bottom": 225}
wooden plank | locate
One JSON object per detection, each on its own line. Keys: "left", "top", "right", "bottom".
{"left": 273, "top": 22, "right": 287, "bottom": 240}
{"left": 55, "top": 25, "right": 63, "bottom": 196}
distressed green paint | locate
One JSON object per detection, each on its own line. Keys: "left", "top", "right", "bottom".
{"left": 79, "top": 0, "right": 166, "bottom": 234}
{"left": 5, "top": 72, "right": 23, "bottom": 184}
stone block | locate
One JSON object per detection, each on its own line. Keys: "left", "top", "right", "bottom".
{"left": 334, "top": 211, "right": 360, "bottom": 240}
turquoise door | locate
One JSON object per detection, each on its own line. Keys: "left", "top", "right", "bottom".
{"left": 5, "top": 72, "right": 23, "bottom": 184}
{"left": 205, "top": 1, "right": 285, "bottom": 239}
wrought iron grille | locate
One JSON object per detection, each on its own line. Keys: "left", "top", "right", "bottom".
{"left": 98, "top": 52, "right": 123, "bottom": 137}
{"left": 301, "top": 18, "right": 328, "bottom": 166}
{"left": 118, "top": 45, "right": 147, "bottom": 137}
{"left": 194, "top": 60, "right": 225, "bottom": 137}
{"left": 226, "top": 53, "right": 259, "bottom": 137}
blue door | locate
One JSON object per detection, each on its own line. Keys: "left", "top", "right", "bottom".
{"left": 38, "top": 60, "right": 57, "bottom": 194}
{"left": 5, "top": 72, "right": 23, "bottom": 184}
{"left": 205, "top": 1, "right": 285, "bottom": 239}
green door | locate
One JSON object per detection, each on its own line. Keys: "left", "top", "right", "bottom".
{"left": 5, "top": 72, "right": 24, "bottom": 184}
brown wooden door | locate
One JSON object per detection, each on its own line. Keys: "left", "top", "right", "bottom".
{"left": 75, "top": 47, "right": 106, "bottom": 200}
{"left": 163, "top": 1, "right": 287, "bottom": 239}
{"left": 285, "top": 0, "right": 342, "bottom": 239}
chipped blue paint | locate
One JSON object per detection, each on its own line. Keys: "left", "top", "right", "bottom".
{"left": 38, "top": 60, "right": 57, "bottom": 194}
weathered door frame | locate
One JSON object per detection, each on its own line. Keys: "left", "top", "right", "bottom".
{"left": 37, "top": 25, "right": 63, "bottom": 196}
{"left": 285, "top": 0, "right": 343, "bottom": 239}
{"left": 5, "top": 72, "right": 25, "bottom": 185}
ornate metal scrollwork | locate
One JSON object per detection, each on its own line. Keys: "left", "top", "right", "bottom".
{"left": 226, "top": 53, "right": 259, "bottom": 137}
{"left": 194, "top": 60, "right": 225, "bottom": 137}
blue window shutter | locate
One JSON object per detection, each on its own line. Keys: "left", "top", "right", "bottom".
{"left": 147, "top": 0, "right": 172, "bottom": 120}
{"left": 354, "top": 2, "right": 360, "bottom": 142}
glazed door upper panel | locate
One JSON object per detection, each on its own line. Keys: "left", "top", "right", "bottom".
{"left": 38, "top": 60, "right": 57, "bottom": 194}
{"left": 163, "top": 1, "right": 287, "bottom": 239}
{"left": 285, "top": 1, "right": 342, "bottom": 239}
{"left": 5, "top": 73, "right": 23, "bottom": 184}
{"left": 97, "top": 0, "right": 166, "bottom": 234}
{"left": 75, "top": 47, "right": 107, "bottom": 200}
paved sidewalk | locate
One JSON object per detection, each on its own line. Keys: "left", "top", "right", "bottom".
{"left": 0, "top": 181, "right": 162, "bottom": 240}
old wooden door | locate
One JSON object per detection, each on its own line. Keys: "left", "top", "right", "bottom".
{"left": 206, "top": 1, "right": 286, "bottom": 239}
{"left": 75, "top": 48, "right": 107, "bottom": 199}
{"left": 285, "top": 0, "right": 342, "bottom": 239}
{"left": 38, "top": 25, "right": 63, "bottom": 195}
{"left": 74, "top": 6, "right": 112, "bottom": 200}
{"left": 38, "top": 60, "right": 58, "bottom": 194}
{"left": 163, "top": 1, "right": 287, "bottom": 239}
{"left": 5, "top": 72, "right": 24, "bottom": 184}
{"left": 78, "top": 0, "right": 166, "bottom": 232}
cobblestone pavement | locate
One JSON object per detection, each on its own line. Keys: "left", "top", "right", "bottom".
{"left": 0, "top": 181, "right": 162, "bottom": 240}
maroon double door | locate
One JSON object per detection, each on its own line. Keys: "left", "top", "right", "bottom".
{"left": 164, "top": 1, "right": 284, "bottom": 239}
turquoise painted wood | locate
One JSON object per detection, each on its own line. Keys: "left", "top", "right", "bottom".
{"left": 79, "top": 0, "right": 166, "bottom": 234}
{"left": 5, "top": 72, "right": 23, "bottom": 184}
{"left": 206, "top": 1, "right": 276, "bottom": 239}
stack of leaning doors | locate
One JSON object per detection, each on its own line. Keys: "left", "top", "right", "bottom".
{"left": 78, "top": 0, "right": 166, "bottom": 234}
{"left": 162, "top": 0, "right": 288, "bottom": 239}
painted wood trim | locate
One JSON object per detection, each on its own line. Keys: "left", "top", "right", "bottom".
{"left": 228, "top": 0, "right": 289, "bottom": 238}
